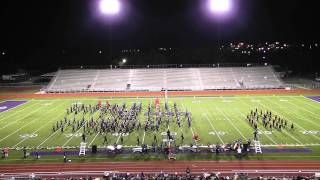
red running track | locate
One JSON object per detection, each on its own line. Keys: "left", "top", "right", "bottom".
{"left": 1, "top": 89, "right": 320, "bottom": 99}
{"left": 0, "top": 160, "right": 320, "bottom": 176}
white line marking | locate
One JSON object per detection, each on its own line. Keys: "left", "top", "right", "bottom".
{"left": 253, "top": 97, "right": 304, "bottom": 144}
{"left": 0, "top": 102, "right": 62, "bottom": 142}
{"left": 268, "top": 97, "right": 320, "bottom": 142}
{"left": 142, "top": 131, "right": 146, "bottom": 144}
{"left": 202, "top": 111, "right": 225, "bottom": 144}
{"left": 0, "top": 101, "right": 39, "bottom": 123}
{"left": 215, "top": 106, "right": 247, "bottom": 141}
{"left": 298, "top": 97, "right": 320, "bottom": 110}
{"left": 234, "top": 108, "right": 277, "bottom": 144}
{"left": 285, "top": 100, "right": 320, "bottom": 120}
{"left": 12, "top": 102, "right": 68, "bottom": 148}
{"left": 0, "top": 100, "right": 30, "bottom": 114}
{"left": 62, "top": 113, "right": 97, "bottom": 147}
{"left": 37, "top": 129, "right": 61, "bottom": 148}
{"left": 24, "top": 95, "right": 307, "bottom": 102}
{"left": 88, "top": 132, "right": 100, "bottom": 147}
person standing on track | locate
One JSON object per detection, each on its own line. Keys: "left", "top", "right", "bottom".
{"left": 103, "top": 135, "right": 108, "bottom": 144}
{"left": 137, "top": 136, "right": 140, "bottom": 145}
{"left": 253, "top": 130, "right": 258, "bottom": 141}
{"left": 181, "top": 133, "right": 184, "bottom": 143}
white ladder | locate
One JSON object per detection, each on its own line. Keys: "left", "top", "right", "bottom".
{"left": 79, "top": 142, "right": 87, "bottom": 156}
{"left": 254, "top": 141, "right": 262, "bottom": 154}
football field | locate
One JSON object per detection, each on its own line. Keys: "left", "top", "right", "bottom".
{"left": 0, "top": 95, "right": 320, "bottom": 151}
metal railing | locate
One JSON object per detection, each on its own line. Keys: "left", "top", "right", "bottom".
{"left": 60, "top": 63, "right": 271, "bottom": 70}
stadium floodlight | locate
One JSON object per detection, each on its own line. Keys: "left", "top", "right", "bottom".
{"left": 208, "top": 0, "right": 231, "bottom": 14}
{"left": 100, "top": 0, "right": 121, "bottom": 15}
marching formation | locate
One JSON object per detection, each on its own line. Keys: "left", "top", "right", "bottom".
{"left": 245, "top": 108, "right": 294, "bottom": 140}
{"left": 51, "top": 100, "right": 192, "bottom": 146}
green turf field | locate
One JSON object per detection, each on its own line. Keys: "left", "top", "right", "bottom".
{"left": 0, "top": 95, "right": 320, "bottom": 152}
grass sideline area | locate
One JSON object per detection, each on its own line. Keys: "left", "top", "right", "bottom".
{"left": 0, "top": 94, "right": 320, "bottom": 163}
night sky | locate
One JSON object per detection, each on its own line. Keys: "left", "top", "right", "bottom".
{"left": 0, "top": 0, "right": 319, "bottom": 72}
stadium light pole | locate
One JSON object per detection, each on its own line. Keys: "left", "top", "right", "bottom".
{"left": 99, "top": 0, "right": 122, "bottom": 63}
{"left": 206, "top": 0, "right": 233, "bottom": 64}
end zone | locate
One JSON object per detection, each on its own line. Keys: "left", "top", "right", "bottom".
{"left": 0, "top": 101, "right": 28, "bottom": 113}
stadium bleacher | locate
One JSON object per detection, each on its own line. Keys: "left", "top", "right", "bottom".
{"left": 45, "top": 66, "right": 284, "bottom": 93}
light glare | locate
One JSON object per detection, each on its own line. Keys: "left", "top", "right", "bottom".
{"left": 100, "top": 0, "right": 120, "bottom": 15}
{"left": 209, "top": 0, "right": 231, "bottom": 13}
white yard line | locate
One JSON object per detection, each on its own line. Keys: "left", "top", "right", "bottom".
{"left": 62, "top": 127, "right": 83, "bottom": 147}
{"left": 115, "top": 133, "right": 122, "bottom": 144}
{"left": 234, "top": 108, "right": 277, "bottom": 144}
{"left": 182, "top": 96, "right": 225, "bottom": 144}
{"left": 263, "top": 97, "right": 320, "bottom": 142}
{"left": 0, "top": 103, "right": 48, "bottom": 130}
{"left": 251, "top": 97, "right": 304, "bottom": 144}
{"left": 12, "top": 102, "right": 68, "bottom": 148}
{"left": 88, "top": 132, "right": 100, "bottom": 147}
{"left": 37, "top": 129, "right": 61, "bottom": 148}
{"left": 215, "top": 106, "right": 247, "bottom": 141}
{"left": 0, "top": 100, "right": 30, "bottom": 116}
{"left": 298, "top": 97, "right": 320, "bottom": 110}
{"left": 0, "top": 102, "right": 62, "bottom": 143}
{"left": 202, "top": 111, "right": 225, "bottom": 144}
{"left": 285, "top": 99, "right": 320, "bottom": 120}
{"left": 24, "top": 95, "right": 306, "bottom": 102}
{"left": 281, "top": 102, "right": 320, "bottom": 129}
{"left": 142, "top": 131, "right": 146, "bottom": 144}
{"left": 235, "top": 98, "right": 280, "bottom": 144}
{"left": 62, "top": 112, "right": 98, "bottom": 147}
{"left": 0, "top": 101, "right": 40, "bottom": 123}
